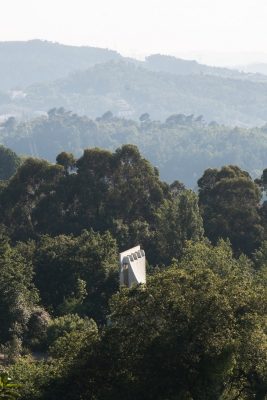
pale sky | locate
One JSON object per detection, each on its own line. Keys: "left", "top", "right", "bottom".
{"left": 1, "top": 0, "right": 267, "bottom": 66}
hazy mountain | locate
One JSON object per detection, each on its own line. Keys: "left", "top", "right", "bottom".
{"left": 1, "top": 40, "right": 266, "bottom": 93}
{"left": 0, "top": 40, "right": 122, "bottom": 90}
{"left": 7, "top": 61, "right": 267, "bottom": 126}
{"left": 144, "top": 54, "right": 267, "bottom": 82}
{"left": 1, "top": 40, "right": 267, "bottom": 125}
{"left": 239, "top": 63, "right": 267, "bottom": 76}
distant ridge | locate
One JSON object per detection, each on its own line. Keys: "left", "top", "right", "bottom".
{"left": 1, "top": 40, "right": 267, "bottom": 125}
{"left": 0, "top": 39, "right": 122, "bottom": 90}
{"left": 239, "top": 63, "right": 267, "bottom": 76}
{"left": 144, "top": 54, "right": 267, "bottom": 82}
{"left": 1, "top": 40, "right": 267, "bottom": 92}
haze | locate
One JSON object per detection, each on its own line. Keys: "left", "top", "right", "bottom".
{"left": 1, "top": 0, "right": 267, "bottom": 66}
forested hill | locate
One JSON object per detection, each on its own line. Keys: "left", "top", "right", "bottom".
{"left": 2, "top": 108, "right": 267, "bottom": 187}
{"left": 1, "top": 40, "right": 266, "bottom": 92}
{"left": 4, "top": 61, "right": 267, "bottom": 125}
{"left": 2, "top": 40, "right": 267, "bottom": 125}
{"left": 145, "top": 54, "right": 267, "bottom": 82}
{"left": 0, "top": 40, "right": 122, "bottom": 90}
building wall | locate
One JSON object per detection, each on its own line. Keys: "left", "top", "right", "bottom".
{"left": 119, "top": 245, "right": 146, "bottom": 287}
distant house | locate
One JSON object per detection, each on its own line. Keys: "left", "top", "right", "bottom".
{"left": 119, "top": 245, "right": 146, "bottom": 287}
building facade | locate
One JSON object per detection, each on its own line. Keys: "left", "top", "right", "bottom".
{"left": 119, "top": 245, "right": 146, "bottom": 287}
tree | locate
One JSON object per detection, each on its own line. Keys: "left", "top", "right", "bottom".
{"left": 8, "top": 318, "right": 99, "bottom": 400}
{"left": 0, "top": 145, "right": 169, "bottom": 246}
{"left": 165, "top": 113, "right": 187, "bottom": 125}
{"left": 74, "top": 148, "right": 113, "bottom": 231}
{"left": 47, "top": 315, "right": 98, "bottom": 362}
{"left": 98, "top": 111, "right": 113, "bottom": 121}
{"left": 33, "top": 230, "right": 118, "bottom": 322}
{"left": 109, "top": 145, "right": 167, "bottom": 224}
{"left": 0, "top": 158, "right": 64, "bottom": 240}
{"left": 56, "top": 152, "right": 76, "bottom": 174}
{"left": 70, "top": 145, "right": 167, "bottom": 249}
{"left": 0, "top": 229, "right": 38, "bottom": 345}
{"left": 139, "top": 113, "right": 150, "bottom": 123}
{"left": 0, "top": 146, "right": 21, "bottom": 181}
{"left": 198, "top": 165, "right": 264, "bottom": 255}
{"left": 153, "top": 189, "right": 203, "bottom": 264}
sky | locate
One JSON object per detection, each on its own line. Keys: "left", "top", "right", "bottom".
{"left": 1, "top": 0, "right": 267, "bottom": 66}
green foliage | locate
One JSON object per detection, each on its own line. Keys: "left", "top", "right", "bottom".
{"left": 56, "top": 152, "right": 76, "bottom": 174}
{"left": 0, "top": 145, "right": 169, "bottom": 250}
{"left": 33, "top": 230, "right": 118, "bottom": 321}
{"left": 5, "top": 109, "right": 267, "bottom": 188}
{"left": 0, "top": 158, "right": 64, "bottom": 240}
{"left": 0, "top": 146, "right": 20, "bottom": 181}
{"left": 7, "top": 358, "right": 53, "bottom": 400}
{"left": 87, "top": 241, "right": 265, "bottom": 400}
{"left": 0, "top": 137, "right": 265, "bottom": 399}
{"left": 0, "top": 372, "right": 20, "bottom": 400}
{"left": 47, "top": 316, "right": 98, "bottom": 362}
{"left": 0, "top": 143, "right": 207, "bottom": 264}
{"left": 25, "top": 309, "right": 51, "bottom": 350}
{"left": 45, "top": 314, "right": 96, "bottom": 349}
{"left": 198, "top": 165, "right": 264, "bottom": 255}
{"left": 8, "top": 318, "right": 99, "bottom": 400}
{"left": 154, "top": 189, "right": 204, "bottom": 264}
{"left": 0, "top": 229, "right": 38, "bottom": 344}
{"left": 1, "top": 237, "right": 266, "bottom": 400}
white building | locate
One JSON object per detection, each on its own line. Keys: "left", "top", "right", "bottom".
{"left": 119, "top": 245, "right": 146, "bottom": 287}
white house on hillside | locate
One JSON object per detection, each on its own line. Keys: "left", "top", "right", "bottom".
{"left": 119, "top": 245, "right": 146, "bottom": 287}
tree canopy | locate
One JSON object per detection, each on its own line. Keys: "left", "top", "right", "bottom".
{"left": 3, "top": 109, "right": 267, "bottom": 188}
{"left": 198, "top": 165, "right": 264, "bottom": 255}
{"left": 0, "top": 145, "right": 21, "bottom": 180}
{"left": 0, "top": 143, "right": 265, "bottom": 400}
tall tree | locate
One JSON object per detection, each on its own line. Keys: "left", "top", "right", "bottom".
{"left": 0, "top": 229, "right": 38, "bottom": 344}
{"left": 0, "top": 158, "right": 64, "bottom": 240}
{"left": 198, "top": 165, "right": 264, "bottom": 255}
{"left": 0, "top": 145, "right": 21, "bottom": 180}
{"left": 153, "top": 189, "right": 203, "bottom": 264}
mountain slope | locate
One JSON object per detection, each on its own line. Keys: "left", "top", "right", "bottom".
{"left": 11, "top": 61, "right": 267, "bottom": 126}
{"left": 1, "top": 41, "right": 267, "bottom": 125}
{"left": 145, "top": 54, "right": 267, "bottom": 82}
{"left": 1, "top": 40, "right": 266, "bottom": 92}
{"left": 0, "top": 40, "right": 122, "bottom": 90}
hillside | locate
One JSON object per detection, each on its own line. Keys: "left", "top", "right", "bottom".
{"left": 1, "top": 40, "right": 266, "bottom": 92}
{"left": 1, "top": 41, "right": 267, "bottom": 125}
{"left": 5, "top": 61, "right": 267, "bottom": 126}
{"left": 0, "top": 40, "right": 122, "bottom": 90}
{"left": 2, "top": 108, "right": 267, "bottom": 187}
{"left": 145, "top": 54, "right": 267, "bottom": 82}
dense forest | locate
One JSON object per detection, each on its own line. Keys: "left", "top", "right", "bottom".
{"left": 2, "top": 108, "right": 267, "bottom": 187}
{"left": 1, "top": 41, "right": 267, "bottom": 125}
{"left": 0, "top": 40, "right": 266, "bottom": 400}
{"left": 0, "top": 143, "right": 266, "bottom": 399}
